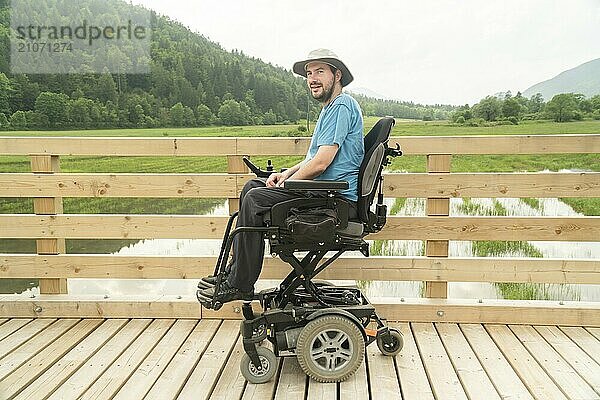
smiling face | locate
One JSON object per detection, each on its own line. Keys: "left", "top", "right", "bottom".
{"left": 305, "top": 61, "right": 341, "bottom": 104}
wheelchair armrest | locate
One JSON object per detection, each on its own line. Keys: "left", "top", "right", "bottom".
{"left": 282, "top": 179, "right": 349, "bottom": 191}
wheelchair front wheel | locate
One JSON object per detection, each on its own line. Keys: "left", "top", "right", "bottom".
{"left": 240, "top": 346, "right": 277, "bottom": 384}
{"left": 376, "top": 327, "right": 403, "bottom": 356}
{"left": 296, "top": 315, "right": 364, "bottom": 382}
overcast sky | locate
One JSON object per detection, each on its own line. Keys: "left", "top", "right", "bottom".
{"left": 131, "top": 0, "right": 600, "bottom": 105}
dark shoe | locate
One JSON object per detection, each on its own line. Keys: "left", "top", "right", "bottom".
{"left": 197, "top": 275, "right": 219, "bottom": 290}
{"left": 199, "top": 280, "right": 254, "bottom": 303}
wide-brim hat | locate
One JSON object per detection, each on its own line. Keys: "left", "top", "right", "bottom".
{"left": 293, "top": 48, "right": 354, "bottom": 87}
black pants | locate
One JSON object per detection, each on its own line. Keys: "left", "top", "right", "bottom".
{"left": 226, "top": 178, "right": 356, "bottom": 292}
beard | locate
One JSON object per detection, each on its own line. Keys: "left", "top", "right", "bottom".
{"left": 311, "top": 81, "right": 335, "bottom": 103}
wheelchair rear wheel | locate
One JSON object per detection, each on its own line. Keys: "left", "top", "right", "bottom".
{"left": 296, "top": 315, "right": 364, "bottom": 382}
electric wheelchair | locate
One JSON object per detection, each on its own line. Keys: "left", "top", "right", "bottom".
{"left": 196, "top": 117, "right": 403, "bottom": 383}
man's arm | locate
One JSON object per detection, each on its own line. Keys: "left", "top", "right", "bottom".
{"left": 287, "top": 144, "right": 338, "bottom": 180}
{"left": 265, "top": 145, "right": 339, "bottom": 187}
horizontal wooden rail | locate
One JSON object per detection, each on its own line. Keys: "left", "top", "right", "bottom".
{"left": 1, "top": 295, "right": 598, "bottom": 326}
{"left": 0, "top": 173, "right": 241, "bottom": 198}
{"left": 1, "top": 172, "right": 599, "bottom": 199}
{"left": 1, "top": 254, "right": 599, "bottom": 284}
{"left": 2, "top": 134, "right": 599, "bottom": 156}
{"left": 1, "top": 215, "right": 598, "bottom": 241}
{"left": 384, "top": 172, "right": 600, "bottom": 198}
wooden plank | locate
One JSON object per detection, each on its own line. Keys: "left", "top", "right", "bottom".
{"left": 390, "top": 134, "right": 600, "bottom": 155}
{"left": 509, "top": 325, "right": 598, "bottom": 400}
{"left": 273, "top": 357, "right": 306, "bottom": 400}
{"left": 178, "top": 320, "right": 240, "bottom": 400}
{"left": 435, "top": 323, "right": 500, "bottom": 399}
{"left": 3, "top": 214, "right": 599, "bottom": 241}
{"left": 307, "top": 379, "right": 336, "bottom": 400}
{"left": 369, "top": 216, "right": 600, "bottom": 242}
{"left": 0, "top": 173, "right": 238, "bottom": 198}
{"left": 79, "top": 319, "right": 175, "bottom": 400}
{"left": 587, "top": 327, "right": 600, "bottom": 341}
{"left": 112, "top": 319, "right": 197, "bottom": 400}
{"left": 227, "top": 155, "right": 249, "bottom": 214}
{"left": 0, "top": 318, "right": 31, "bottom": 341}
{"left": 560, "top": 326, "right": 600, "bottom": 365}
{"left": 2, "top": 134, "right": 598, "bottom": 156}
{"left": 0, "top": 318, "right": 8, "bottom": 326}
{"left": 384, "top": 172, "right": 600, "bottom": 198}
{"left": 367, "top": 334, "right": 402, "bottom": 400}
{"left": 238, "top": 134, "right": 600, "bottom": 155}
{"left": 534, "top": 325, "right": 600, "bottom": 395}
{"left": 0, "top": 136, "right": 237, "bottom": 156}
{"left": 3, "top": 254, "right": 600, "bottom": 284}
{"left": 0, "top": 318, "right": 79, "bottom": 380}
{"left": 31, "top": 154, "right": 67, "bottom": 295}
{"left": 339, "top": 352, "right": 369, "bottom": 400}
{"left": 209, "top": 336, "right": 248, "bottom": 400}
{"left": 12, "top": 319, "right": 127, "bottom": 400}
{"left": 144, "top": 319, "right": 221, "bottom": 400}
{"left": 412, "top": 323, "right": 467, "bottom": 400}
{"left": 0, "top": 294, "right": 202, "bottom": 318}
{"left": 0, "top": 319, "right": 102, "bottom": 399}
{"left": 371, "top": 298, "right": 600, "bottom": 327}
{"left": 460, "top": 324, "right": 534, "bottom": 400}
{"left": 47, "top": 319, "right": 152, "bottom": 400}
{"left": 485, "top": 324, "right": 567, "bottom": 400}
{"left": 392, "top": 323, "right": 434, "bottom": 400}
{"left": 0, "top": 214, "right": 230, "bottom": 239}
{"left": 0, "top": 318, "right": 55, "bottom": 360}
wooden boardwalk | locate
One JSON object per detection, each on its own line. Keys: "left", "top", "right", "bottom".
{"left": 0, "top": 318, "right": 599, "bottom": 400}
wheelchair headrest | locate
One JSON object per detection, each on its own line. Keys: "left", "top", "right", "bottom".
{"left": 357, "top": 117, "right": 395, "bottom": 222}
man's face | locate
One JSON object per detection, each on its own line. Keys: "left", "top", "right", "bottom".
{"left": 305, "top": 62, "right": 337, "bottom": 103}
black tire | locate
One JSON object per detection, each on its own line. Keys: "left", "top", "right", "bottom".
{"left": 240, "top": 346, "right": 277, "bottom": 384}
{"left": 296, "top": 315, "right": 364, "bottom": 382}
{"left": 376, "top": 328, "right": 404, "bottom": 356}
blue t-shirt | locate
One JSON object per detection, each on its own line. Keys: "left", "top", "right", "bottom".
{"left": 305, "top": 93, "right": 364, "bottom": 201}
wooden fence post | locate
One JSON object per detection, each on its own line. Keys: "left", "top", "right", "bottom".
{"left": 30, "top": 154, "right": 67, "bottom": 294}
{"left": 424, "top": 154, "right": 451, "bottom": 299}
{"left": 227, "top": 155, "right": 249, "bottom": 215}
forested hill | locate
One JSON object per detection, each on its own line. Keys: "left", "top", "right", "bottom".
{"left": 0, "top": 0, "right": 453, "bottom": 130}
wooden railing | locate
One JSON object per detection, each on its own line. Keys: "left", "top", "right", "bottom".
{"left": 1, "top": 134, "right": 599, "bottom": 325}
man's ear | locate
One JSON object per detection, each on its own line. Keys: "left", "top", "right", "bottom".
{"left": 335, "top": 70, "right": 342, "bottom": 84}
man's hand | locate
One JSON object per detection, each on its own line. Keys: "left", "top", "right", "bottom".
{"left": 266, "top": 172, "right": 286, "bottom": 187}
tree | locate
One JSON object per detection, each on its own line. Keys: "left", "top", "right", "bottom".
{"left": 263, "top": 109, "right": 277, "bottom": 125}
{"left": 9, "top": 111, "right": 28, "bottom": 130}
{"left": 527, "top": 93, "right": 545, "bottom": 114}
{"left": 0, "top": 112, "right": 8, "bottom": 130}
{"left": 0, "top": 72, "right": 11, "bottom": 115}
{"left": 96, "top": 74, "right": 118, "bottom": 104}
{"left": 472, "top": 96, "right": 502, "bottom": 121}
{"left": 545, "top": 93, "right": 578, "bottom": 122}
{"left": 218, "top": 99, "right": 249, "bottom": 126}
{"left": 196, "top": 104, "right": 214, "bottom": 126}
{"left": 34, "top": 92, "right": 70, "bottom": 128}
{"left": 170, "top": 102, "right": 185, "bottom": 127}
{"left": 501, "top": 97, "right": 521, "bottom": 119}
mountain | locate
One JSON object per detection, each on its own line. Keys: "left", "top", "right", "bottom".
{"left": 523, "top": 58, "right": 600, "bottom": 100}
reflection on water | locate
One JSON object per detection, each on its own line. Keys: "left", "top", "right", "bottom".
{"left": 7, "top": 195, "right": 600, "bottom": 302}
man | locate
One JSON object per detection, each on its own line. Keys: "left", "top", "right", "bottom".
{"left": 199, "top": 48, "right": 364, "bottom": 304}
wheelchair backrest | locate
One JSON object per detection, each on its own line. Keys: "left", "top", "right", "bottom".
{"left": 356, "top": 117, "right": 395, "bottom": 224}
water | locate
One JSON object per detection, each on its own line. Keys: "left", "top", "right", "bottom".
{"left": 11, "top": 194, "right": 600, "bottom": 302}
